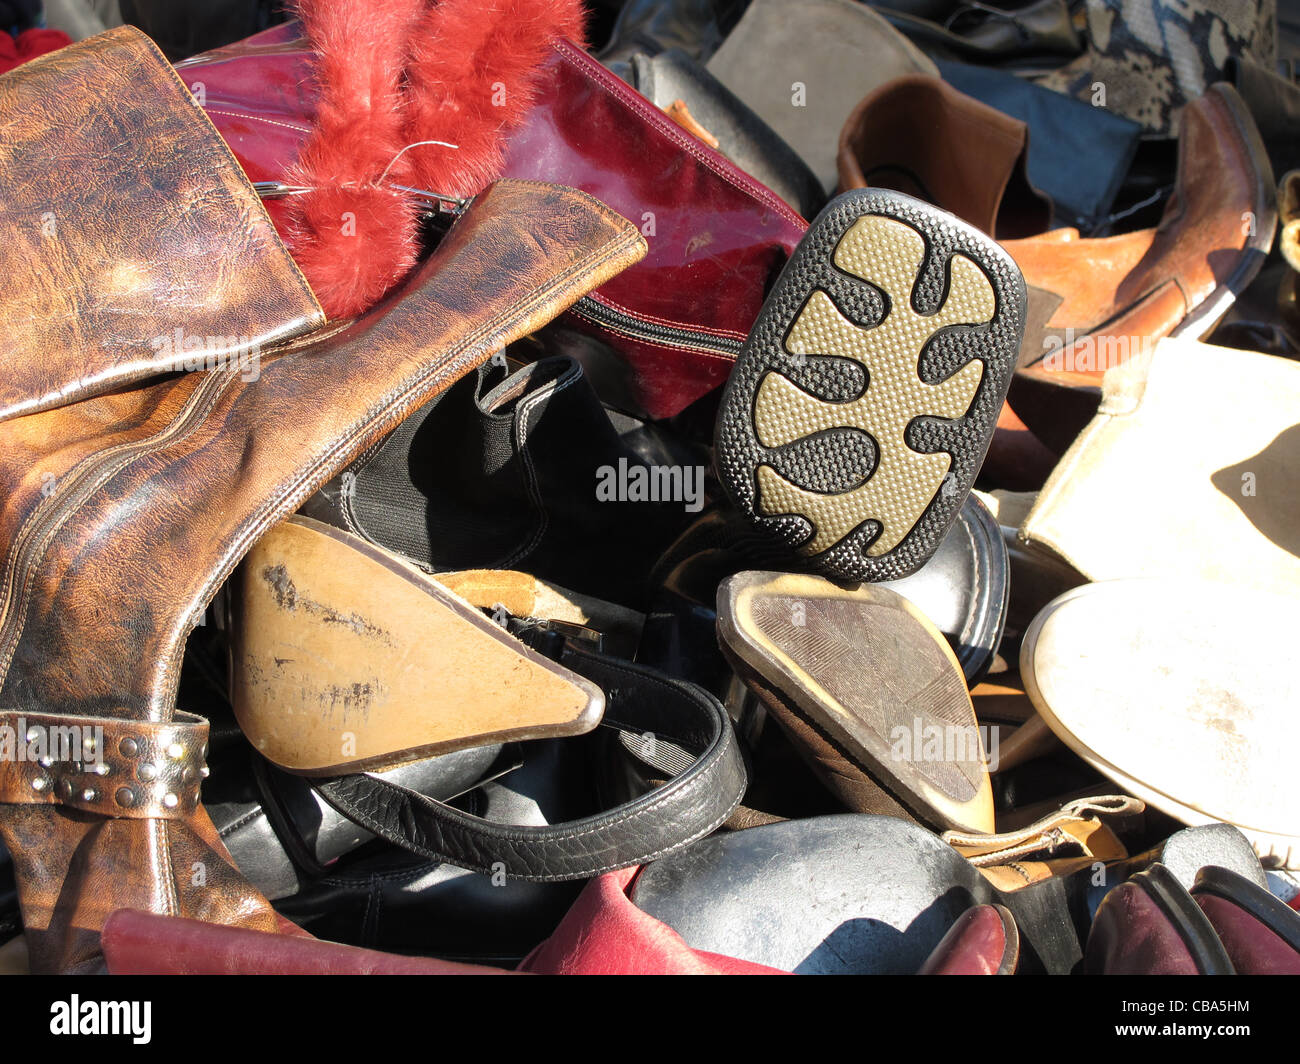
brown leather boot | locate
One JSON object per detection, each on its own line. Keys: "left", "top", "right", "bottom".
{"left": 0, "top": 27, "right": 324, "bottom": 423}
{"left": 836, "top": 73, "right": 1051, "bottom": 241}
{"left": 1005, "top": 84, "right": 1276, "bottom": 451}
{"left": 836, "top": 75, "right": 1058, "bottom": 489}
{"left": 0, "top": 180, "right": 644, "bottom": 972}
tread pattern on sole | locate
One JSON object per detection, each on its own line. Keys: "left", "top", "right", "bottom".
{"left": 717, "top": 190, "right": 1026, "bottom": 583}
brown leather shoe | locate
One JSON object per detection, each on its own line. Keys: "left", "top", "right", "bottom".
{"left": 836, "top": 75, "right": 1058, "bottom": 488}
{"left": 1005, "top": 84, "right": 1276, "bottom": 450}
{"left": 0, "top": 180, "right": 643, "bottom": 972}
{"left": 839, "top": 78, "right": 1276, "bottom": 459}
{"left": 837, "top": 73, "right": 1051, "bottom": 241}
{"left": 0, "top": 27, "right": 324, "bottom": 423}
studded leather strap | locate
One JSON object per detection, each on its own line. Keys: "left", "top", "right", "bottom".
{"left": 0, "top": 710, "right": 208, "bottom": 818}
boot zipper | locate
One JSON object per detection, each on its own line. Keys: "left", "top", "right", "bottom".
{"left": 569, "top": 295, "right": 743, "bottom": 358}
{"left": 0, "top": 369, "right": 238, "bottom": 682}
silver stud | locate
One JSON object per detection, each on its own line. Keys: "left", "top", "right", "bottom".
{"left": 199, "top": 766, "right": 210, "bottom": 779}
{"left": 138, "top": 763, "right": 158, "bottom": 782}
{"left": 115, "top": 787, "right": 136, "bottom": 808}
{"left": 92, "top": 762, "right": 110, "bottom": 776}
{"left": 166, "top": 743, "right": 184, "bottom": 759}
{"left": 162, "top": 792, "right": 179, "bottom": 809}
{"left": 31, "top": 776, "right": 47, "bottom": 792}
{"left": 81, "top": 788, "right": 97, "bottom": 802}
{"left": 37, "top": 756, "right": 52, "bottom": 768}
{"left": 119, "top": 737, "right": 139, "bottom": 758}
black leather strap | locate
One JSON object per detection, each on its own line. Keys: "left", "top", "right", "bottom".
{"left": 313, "top": 646, "right": 747, "bottom": 881}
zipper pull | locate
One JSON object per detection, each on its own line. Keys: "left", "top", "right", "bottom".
{"left": 253, "top": 181, "right": 469, "bottom": 218}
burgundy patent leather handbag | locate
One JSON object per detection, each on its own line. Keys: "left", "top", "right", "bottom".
{"left": 178, "top": 25, "right": 807, "bottom": 419}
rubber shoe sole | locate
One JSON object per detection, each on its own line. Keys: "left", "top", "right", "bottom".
{"left": 716, "top": 189, "right": 1026, "bottom": 583}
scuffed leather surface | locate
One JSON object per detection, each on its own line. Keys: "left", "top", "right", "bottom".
{"left": 1085, "top": 864, "right": 1237, "bottom": 974}
{"left": 2, "top": 803, "right": 273, "bottom": 973}
{"left": 0, "top": 27, "right": 323, "bottom": 423}
{"left": 1007, "top": 86, "right": 1276, "bottom": 376}
{"left": 0, "top": 180, "right": 644, "bottom": 972}
{"left": 0, "top": 181, "right": 643, "bottom": 719}
{"left": 1084, "top": 877, "right": 1202, "bottom": 974}
{"left": 1191, "top": 865, "right": 1300, "bottom": 974}
{"left": 1195, "top": 894, "right": 1300, "bottom": 974}
{"left": 916, "top": 903, "right": 1016, "bottom": 975}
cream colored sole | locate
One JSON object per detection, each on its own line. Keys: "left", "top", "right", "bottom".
{"left": 231, "top": 517, "right": 603, "bottom": 775}
{"left": 1021, "top": 579, "right": 1300, "bottom": 869}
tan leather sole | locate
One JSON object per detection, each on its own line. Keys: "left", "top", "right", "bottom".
{"left": 718, "top": 571, "right": 995, "bottom": 833}
{"left": 231, "top": 517, "right": 603, "bottom": 775}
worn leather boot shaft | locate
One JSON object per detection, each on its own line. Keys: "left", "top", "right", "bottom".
{"left": 0, "top": 180, "right": 645, "bottom": 972}
{"left": 836, "top": 73, "right": 1051, "bottom": 239}
{"left": 0, "top": 26, "right": 324, "bottom": 423}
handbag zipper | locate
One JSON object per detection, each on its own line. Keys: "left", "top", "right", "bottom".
{"left": 257, "top": 182, "right": 746, "bottom": 358}
{"left": 569, "top": 295, "right": 744, "bottom": 358}
{"left": 0, "top": 369, "right": 238, "bottom": 681}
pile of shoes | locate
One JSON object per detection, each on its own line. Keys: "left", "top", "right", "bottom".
{"left": 0, "top": 0, "right": 1297, "bottom": 978}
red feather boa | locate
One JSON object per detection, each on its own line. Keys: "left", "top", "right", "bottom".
{"left": 287, "top": 0, "right": 587, "bottom": 319}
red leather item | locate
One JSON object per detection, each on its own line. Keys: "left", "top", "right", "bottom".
{"left": 1084, "top": 880, "right": 1204, "bottom": 975}
{"left": 1194, "top": 895, "right": 1300, "bottom": 975}
{"left": 519, "top": 867, "right": 786, "bottom": 975}
{"left": 104, "top": 868, "right": 782, "bottom": 975}
{"left": 177, "top": 26, "right": 807, "bottom": 419}
{"left": 917, "top": 904, "right": 1018, "bottom": 975}
{"left": 0, "top": 28, "right": 71, "bottom": 73}
{"left": 102, "top": 910, "right": 518, "bottom": 975}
